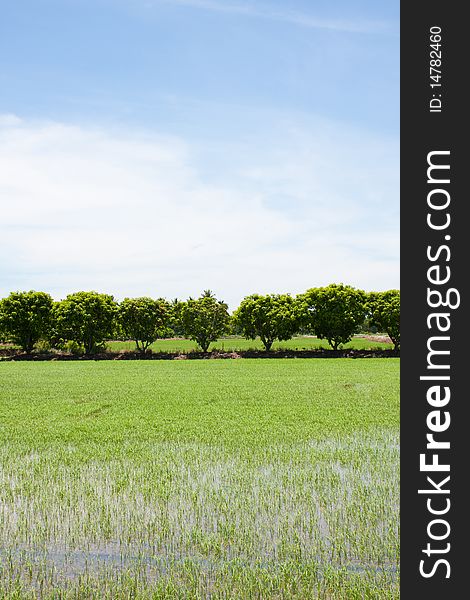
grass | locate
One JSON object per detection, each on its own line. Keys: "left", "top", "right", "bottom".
{"left": 106, "top": 335, "right": 393, "bottom": 354}
{"left": 0, "top": 359, "right": 399, "bottom": 598}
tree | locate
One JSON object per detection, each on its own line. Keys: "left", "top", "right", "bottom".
{"left": 167, "top": 298, "right": 185, "bottom": 337}
{"left": 180, "top": 293, "right": 230, "bottom": 352}
{"left": 53, "top": 291, "right": 117, "bottom": 354}
{"left": 0, "top": 290, "right": 54, "bottom": 352}
{"left": 119, "top": 297, "right": 168, "bottom": 353}
{"left": 233, "top": 293, "right": 299, "bottom": 351}
{"left": 367, "top": 290, "right": 400, "bottom": 350}
{"left": 299, "top": 284, "right": 366, "bottom": 350}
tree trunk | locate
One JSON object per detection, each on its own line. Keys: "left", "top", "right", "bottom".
{"left": 85, "top": 335, "right": 94, "bottom": 355}
{"left": 261, "top": 338, "right": 273, "bottom": 351}
{"left": 23, "top": 335, "right": 34, "bottom": 353}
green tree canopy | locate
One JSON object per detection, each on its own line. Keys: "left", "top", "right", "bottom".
{"left": 367, "top": 290, "right": 400, "bottom": 350}
{"left": 0, "top": 290, "right": 54, "bottom": 352}
{"left": 53, "top": 291, "right": 117, "bottom": 355}
{"left": 167, "top": 298, "right": 185, "bottom": 337}
{"left": 180, "top": 293, "right": 230, "bottom": 352}
{"left": 233, "top": 293, "right": 299, "bottom": 351}
{"left": 299, "top": 284, "right": 366, "bottom": 350}
{"left": 119, "top": 297, "right": 168, "bottom": 353}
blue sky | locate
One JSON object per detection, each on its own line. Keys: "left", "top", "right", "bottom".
{"left": 0, "top": 0, "right": 399, "bottom": 307}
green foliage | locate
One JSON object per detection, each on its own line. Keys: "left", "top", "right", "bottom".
{"left": 299, "top": 284, "right": 367, "bottom": 350}
{"left": 119, "top": 297, "right": 168, "bottom": 353}
{"left": 0, "top": 290, "right": 53, "bottom": 352}
{"left": 61, "top": 339, "right": 85, "bottom": 355}
{"left": 0, "top": 284, "right": 399, "bottom": 355}
{"left": 367, "top": 290, "right": 400, "bottom": 350}
{"left": 53, "top": 291, "right": 117, "bottom": 355}
{"left": 167, "top": 298, "right": 186, "bottom": 337}
{"left": 153, "top": 314, "right": 174, "bottom": 339}
{"left": 233, "top": 293, "right": 299, "bottom": 351}
{"left": 34, "top": 339, "right": 53, "bottom": 354}
{"left": 180, "top": 293, "right": 230, "bottom": 352}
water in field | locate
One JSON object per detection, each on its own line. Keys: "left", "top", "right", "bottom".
{"left": 0, "top": 360, "right": 399, "bottom": 598}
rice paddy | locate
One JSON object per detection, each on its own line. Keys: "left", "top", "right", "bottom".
{"left": 106, "top": 335, "right": 393, "bottom": 354}
{"left": 0, "top": 359, "right": 399, "bottom": 598}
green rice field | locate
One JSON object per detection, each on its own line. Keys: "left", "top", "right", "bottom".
{"left": 0, "top": 359, "right": 399, "bottom": 598}
{"left": 106, "top": 335, "right": 392, "bottom": 353}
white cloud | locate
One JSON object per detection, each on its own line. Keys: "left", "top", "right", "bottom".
{"left": 0, "top": 114, "right": 23, "bottom": 127}
{"left": 0, "top": 115, "right": 398, "bottom": 308}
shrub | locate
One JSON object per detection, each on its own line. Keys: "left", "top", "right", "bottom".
{"left": 367, "top": 290, "right": 400, "bottom": 350}
{"left": 233, "top": 294, "right": 299, "bottom": 351}
{"left": 0, "top": 291, "right": 54, "bottom": 352}
{"left": 53, "top": 291, "right": 117, "bottom": 355}
{"left": 119, "top": 297, "right": 168, "bottom": 353}
{"left": 180, "top": 292, "right": 230, "bottom": 352}
{"left": 299, "top": 284, "right": 366, "bottom": 350}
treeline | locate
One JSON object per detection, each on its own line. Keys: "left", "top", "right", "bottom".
{"left": 0, "top": 284, "right": 400, "bottom": 354}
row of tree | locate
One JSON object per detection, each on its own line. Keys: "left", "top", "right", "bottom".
{"left": 0, "top": 285, "right": 400, "bottom": 354}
